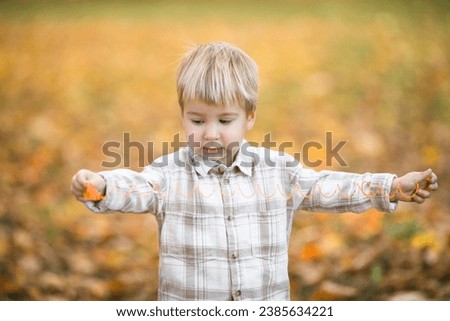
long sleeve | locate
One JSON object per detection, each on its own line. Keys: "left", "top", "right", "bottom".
{"left": 84, "top": 167, "right": 166, "bottom": 215}
{"left": 293, "top": 168, "right": 397, "bottom": 213}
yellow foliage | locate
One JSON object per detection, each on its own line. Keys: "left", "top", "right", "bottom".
{"left": 0, "top": 0, "right": 448, "bottom": 301}
{"left": 411, "top": 231, "right": 440, "bottom": 252}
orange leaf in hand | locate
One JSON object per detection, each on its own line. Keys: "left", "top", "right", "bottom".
{"left": 83, "top": 182, "right": 105, "bottom": 201}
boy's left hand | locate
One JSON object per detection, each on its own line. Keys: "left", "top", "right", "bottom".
{"left": 390, "top": 168, "right": 438, "bottom": 203}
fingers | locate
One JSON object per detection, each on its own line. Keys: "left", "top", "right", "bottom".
{"left": 421, "top": 168, "right": 433, "bottom": 179}
{"left": 412, "top": 194, "right": 425, "bottom": 204}
{"left": 425, "top": 172, "right": 438, "bottom": 191}
{"left": 415, "top": 169, "right": 438, "bottom": 190}
{"left": 71, "top": 169, "right": 96, "bottom": 201}
{"left": 427, "top": 182, "right": 438, "bottom": 191}
{"left": 395, "top": 169, "right": 438, "bottom": 204}
{"left": 71, "top": 177, "right": 88, "bottom": 203}
{"left": 415, "top": 188, "right": 431, "bottom": 199}
{"left": 411, "top": 169, "right": 438, "bottom": 204}
{"left": 71, "top": 174, "right": 84, "bottom": 193}
{"left": 409, "top": 186, "right": 428, "bottom": 204}
{"left": 75, "top": 194, "right": 88, "bottom": 202}
{"left": 428, "top": 171, "right": 438, "bottom": 184}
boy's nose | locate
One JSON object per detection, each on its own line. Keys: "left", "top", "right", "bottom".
{"left": 204, "top": 124, "right": 220, "bottom": 140}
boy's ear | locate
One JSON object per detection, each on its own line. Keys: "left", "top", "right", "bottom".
{"left": 246, "top": 111, "right": 256, "bottom": 130}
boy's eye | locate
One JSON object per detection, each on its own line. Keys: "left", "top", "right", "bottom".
{"left": 220, "top": 119, "right": 233, "bottom": 124}
{"left": 191, "top": 120, "right": 204, "bottom": 125}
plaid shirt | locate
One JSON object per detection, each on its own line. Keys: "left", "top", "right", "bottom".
{"left": 86, "top": 141, "right": 397, "bottom": 300}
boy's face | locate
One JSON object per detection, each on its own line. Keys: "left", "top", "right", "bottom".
{"left": 182, "top": 99, "right": 256, "bottom": 167}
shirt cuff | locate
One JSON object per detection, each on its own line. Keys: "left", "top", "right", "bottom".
{"left": 370, "top": 173, "right": 398, "bottom": 213}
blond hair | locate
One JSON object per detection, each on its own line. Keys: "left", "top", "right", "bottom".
{"left": 176, "top": 41, "right": 258, "bottom": 114}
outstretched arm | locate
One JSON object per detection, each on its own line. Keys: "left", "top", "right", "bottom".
{"left": 390, "top": 168, "right": 438, "bottom": 204}
{"left": 296, "top": 170, "right": 397, "bottom": 213}
{"left": 70, "top": 167, "right": 166, "bottom": 214}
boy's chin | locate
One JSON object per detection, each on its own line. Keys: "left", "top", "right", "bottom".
{"left": 200, "top": 149, "right": 232, "bottom": 165}
{"left": 202, "top": 153, "right": 226, "bottom": 163}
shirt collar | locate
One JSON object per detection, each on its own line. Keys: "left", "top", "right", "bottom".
{"left": 188, "top": 140, "right": 254, "bottom": 177}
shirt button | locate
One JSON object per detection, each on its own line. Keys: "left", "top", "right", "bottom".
{"left": 218, "top": 167, "right": 225, "bottom": 174}
{"left": 231, "top": 253, "right": 237, "bottom": 259}
{"left": 227, "top": 215, "right": 232, "bottom": 221}
{"left": 236, "top": 290, "right": 241, "bottom": 296}
{"left": 223, "top": 178, "right": 230, "bottom": 185}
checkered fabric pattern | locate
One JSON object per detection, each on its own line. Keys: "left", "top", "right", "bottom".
{"left": 86, "top": 141, "right": 396, "bottom": 300}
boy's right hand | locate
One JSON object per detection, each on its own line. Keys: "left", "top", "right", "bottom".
{"left": 71, "top": 169, "right": 106, "bottom": 202}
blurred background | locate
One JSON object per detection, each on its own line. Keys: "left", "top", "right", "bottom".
{"left": 0, "top": 0, "right": 449, "bottom": 300}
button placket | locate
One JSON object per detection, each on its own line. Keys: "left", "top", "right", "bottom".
{"left": 222, "top": 168, "right": 231, "bottom": 185}
{"left": 218, "top": 170, "right": 242, "bottom": 298}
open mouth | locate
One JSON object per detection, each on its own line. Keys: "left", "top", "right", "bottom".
{"left": 203, "top": 147, "right": 222, "bottom": 153}
{"left": 202, "top": 144, "right": 224, "bottom": 158}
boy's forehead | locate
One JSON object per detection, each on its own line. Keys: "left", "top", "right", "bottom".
{"left": 184, "top": 99, "right": 246, "bottom": 114}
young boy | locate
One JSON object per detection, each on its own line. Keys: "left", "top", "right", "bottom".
{"left": 71, "top": 41, "right": 438, "bottom": 301}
